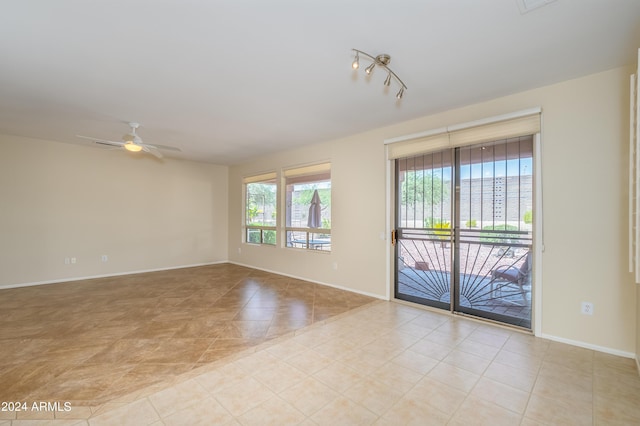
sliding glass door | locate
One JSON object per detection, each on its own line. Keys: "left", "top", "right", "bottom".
{"left": 395, "top": 136, "right": 533, "bottom": 328}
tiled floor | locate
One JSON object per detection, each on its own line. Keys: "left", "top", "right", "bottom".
{"left": 0, "top": 264, "right": 374, "bottom": 408}
{"left": 2, "top": 265, "right": 640, "bottom": 425}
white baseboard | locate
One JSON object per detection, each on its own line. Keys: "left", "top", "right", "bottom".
{"left": 228, "top": 261, "right": 386, "bottom": 301}
{"left": 0, "top": 261, "right": 226, "bottom": 290}
{"left": 536, "top": 332, "right": 636, "bottom": 359}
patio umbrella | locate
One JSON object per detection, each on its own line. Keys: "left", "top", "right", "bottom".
{"left": 307, "top": 189, "right": 322, "bottom": 228}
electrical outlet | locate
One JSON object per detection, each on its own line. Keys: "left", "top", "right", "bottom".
{"left": 64, "top": 257, "right": 70, "bottom": 265}
{"left": 581, "top": 302, "right": 594, "bottom": 315}
{"left": 71, "top": 257, "right": 77, "bottom": 264}
{"left": 101, "top": 255, "right": 108, "bottom": 262}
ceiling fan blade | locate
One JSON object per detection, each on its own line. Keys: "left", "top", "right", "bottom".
{"left": 142, "top": 145, "right": 163, "bottom": 159}
{"left": 143, "top": 143, "right": 181, "bottom": 152}
{"left": 76, "top": 135, "right": 125, "bottom": 147}
{"left": 95, "top": 141, "right": 124, "bottom": 148}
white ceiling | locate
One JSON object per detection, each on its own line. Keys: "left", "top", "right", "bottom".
{"left": 1, "top": 0, "right": 639, "bottom": 164}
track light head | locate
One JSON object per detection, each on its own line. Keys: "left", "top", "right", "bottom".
{"left": 365, "top": 63, "right": 375, "bottom": 75}
{"left": 396, "top": 87, "right": 405, "bottom": 99}
{"left": 352, "top": 52, "right": 359, "bottom": 69}
{"left": 384, "top": 73, "right": 391, "bottom": 87}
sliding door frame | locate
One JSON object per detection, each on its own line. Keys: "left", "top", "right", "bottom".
{"left": 385, "top": 110, "right": 544, "bottom": 334}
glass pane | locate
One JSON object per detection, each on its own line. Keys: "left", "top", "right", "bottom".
{"left": 286, "top": 230, "right": 331, "bottom": 251}
{"left": 285, "top": 170, "right": 331, "bottom": 251}
{"left": 395, "top": 151, "right": 453, "bottom": 309}
{"left": 263, "top": 230, "right": 276, "bottom": 246}
{"left": 397, "top": 151, "right": 452, "bottom": 230}
{"left": 456, "top": 136, "right": 533, "bottom": 328}
{"left": 247, "top": 228, "right": 261, "bottom": 244}
{"left": 246, "top": 182, "right": 277, "bottom": 226}
{"left": 396, "top": 229, "right": 452, "bottom": 310}
{"left": 286, "top": 182, "right": 331, "bottom": 229}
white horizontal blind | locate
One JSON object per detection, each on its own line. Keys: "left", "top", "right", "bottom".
{"left": 386, "top": 108, "right": 541, "bottom": 160}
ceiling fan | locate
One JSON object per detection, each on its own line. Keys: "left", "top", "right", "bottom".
{"left": 76, "top": 122, "right": 181, "bottom": 159}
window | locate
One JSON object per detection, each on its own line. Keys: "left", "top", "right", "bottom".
{"left": 284, "top": 163, "right": 331, "bottom": 251}
{"left": 244, "top": 172, "right": 277, "bottom": 245}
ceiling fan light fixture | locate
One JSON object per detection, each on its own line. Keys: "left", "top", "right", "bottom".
{"left": 124, "top": 142, "right": 143, "bottom": 152}
{"left": 351, "top": 49, "right": 407, "bottom": 99}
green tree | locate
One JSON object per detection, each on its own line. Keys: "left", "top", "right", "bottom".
{"left": 247, "top": 182, "right": 277, "bottom": 225}
{"left": 294, "top": 186, "right": 331, "bottom": 208}
{"left": 401, "top": 171, "right": 448, "bottom": 208}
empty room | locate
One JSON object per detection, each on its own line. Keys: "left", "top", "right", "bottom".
{"left": 2, "top": 1, "right": 640, "bottom": 425}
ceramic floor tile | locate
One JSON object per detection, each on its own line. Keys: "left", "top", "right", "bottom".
{"left": 284, "top": 349, "right": 333, "bottom": 375}
{"left": 448, "top": 396, "right": 522, "bottom": 426}
{"left": 407, "top": 338, "right": 452, "bottom": 361}
{"left": 483, "top": 360, "right": 538, "bottom": 392}
{"left": 211, "top": 376, "right": 276, "bottom": 417}
{"left": 252, "top": 360, "right": 308, "bottom": 393}
{"left": 278, "top": 376, "right": 340, "bottom": 417}
{"left": 310, "top": 396, "right": 379, "bottom": 426}
{"left": 370, "top": 362, "right": 423, "bottom": 394}
{"left": 0, "top": 264, "right": 374, "bottom": 408}
{"left": 493, "top": 347, "right": 543, "bottom": 375}
{"left": 381, "top": 388, "right": 452, "bottom": 425}
{"left": 312, "top": 361, "right": 367, "bottom": 393}
{"left": 342, "top": 376, "right": 406, "bottom": 416}
{"left": 148, "top": 378, "right": 209, "bottom": 418}
{"left": 161, "top": 396, "right": 234, "bottom": 426}
{"left": 391, "top": 348, "right": 439, "bottom": 375}
{"left": 442, "top": 348, "right": 492, "bottom": 375}
{"left": 236, "top": 396, "right": 306, "bottom": 426}
{"left": 193, "top": 363, "right": 251, "bottom": 394}
{"left": 427, "top": 361, "right": 480, "bottom": 393}
{"left": 524, "top": 393, "right": 593, "bottom": 425}
{"left": 470, "top": 376, "right": 530, "bottom": 414}
{"left": 455, "top": 338, "right": 501, "bottom": 360}
{"left": 532, "top": 373, "right": 593, "bottom": 404}
{"left": 594, "top": 394, "right": 640, "bottom": 424}
{"left": 88, "top": 398, "right": 159, "bottom": 426}
{"left": 408, "top": 377, "right": 468, "bottom": 414}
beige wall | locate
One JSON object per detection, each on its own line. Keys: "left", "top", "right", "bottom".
{"left": 229, "top": 66, "right": 637, "bottom": 354}
{"left": 0, "top": 135, "right": 229, "bottom": 287}
{"left": 228, "top": 131, "right": 389, "bottom": 298}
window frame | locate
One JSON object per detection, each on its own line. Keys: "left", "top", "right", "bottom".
{"left": 283, "top": 163, "right": 332, "bottom": 252}
{"left": 243, "top": 172, "right": 278, "bottom": 246}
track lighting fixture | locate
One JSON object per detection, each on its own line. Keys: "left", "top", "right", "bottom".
{"left": 352, "top": 52, "right": 359, "bottom": 69}
{"left": 352, "top": 48, "right": 407, "bottom": 98}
